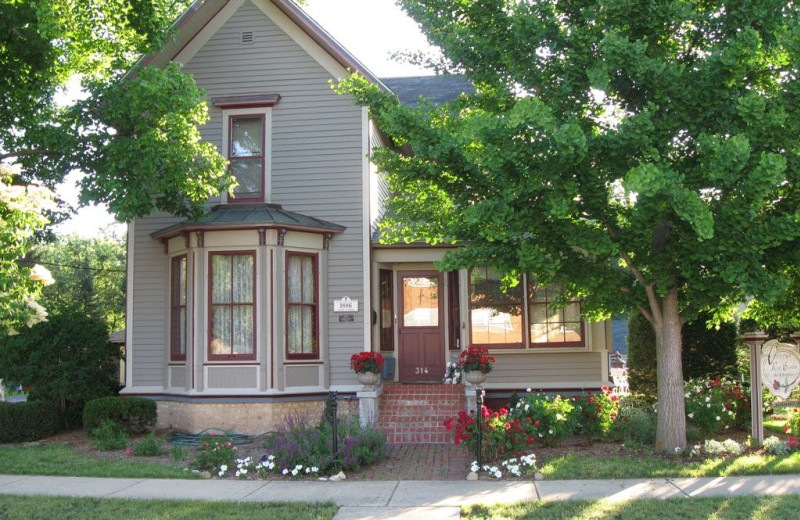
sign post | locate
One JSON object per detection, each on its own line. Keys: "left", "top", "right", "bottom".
{"left": 743, "top": 332, "right": 768, "bottom": 446}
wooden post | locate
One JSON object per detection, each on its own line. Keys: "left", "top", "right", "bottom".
{"left": 743, "top": 331, "right": 768, "bottom": 446}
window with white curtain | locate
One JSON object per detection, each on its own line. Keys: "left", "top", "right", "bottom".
{"left": 286, "top": 252, "right": 318, "bottom": 359}
{"left": 209, "top": 252, "right": 256, "bottom": 360}
{"left": 170, "top": 255, "right": 187, "bottom": 361}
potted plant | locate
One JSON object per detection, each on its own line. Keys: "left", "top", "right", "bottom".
{"left": 458, "top": 345, "right": 495, "bottom": 385}
{"left": 350, "top": 351, "right": 385, "bottom": 389}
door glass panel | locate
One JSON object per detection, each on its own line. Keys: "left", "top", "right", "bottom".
{"left": 402, "top": 276, "right": 438, "bottom": 327}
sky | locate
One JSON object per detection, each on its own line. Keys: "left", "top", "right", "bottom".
{"left": 55, "top": 0, "right": 434, "bottom": 237}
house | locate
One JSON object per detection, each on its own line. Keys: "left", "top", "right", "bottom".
{"left": 122, "top": 0, "right": 613, "bottom": 436}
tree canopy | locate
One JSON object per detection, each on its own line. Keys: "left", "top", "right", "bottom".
{"left": 340, "top": 0, "right": 800, "bottom": 450}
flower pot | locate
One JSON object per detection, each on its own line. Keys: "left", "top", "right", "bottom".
{"left": 464, "top": 371, "right": 487, "bottom": 385}
{"left": 357, "top": 371, "right": 380, "bottom": 389}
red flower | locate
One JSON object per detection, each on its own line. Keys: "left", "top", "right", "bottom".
{"left": 588, "top": 397, "right": 595, "bottom": 404}
{"left": 534, "top": 420, "right": 540, "bottom": 428}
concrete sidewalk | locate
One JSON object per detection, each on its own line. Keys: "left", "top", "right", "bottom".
{"left": 2, "top": 474, "right": 800, "bottom": 519}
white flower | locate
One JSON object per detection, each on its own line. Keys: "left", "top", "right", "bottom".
{"left": 548, "top": 429, "right": 553, "bottom": 434}
{"left": 707, "top": 403, "right": 711, "bottom": 408}
{"left": 29, "top": 264, "right": 54, "bottom": 286}
{"left": 539, "top": 433, "right": 543, "bottom": 437}
{"left": 688, "top": 413, "right": 694, "bottom": 419}
{"left": 282, "top": 469, "right": 289, "bottom": 475}
{"left": 291, "top": 469, "right": 299, "bottom": 476}
{"left": 705, "top": 396, "right": 711, "bottom": 402}
{"left": 556, "top": 413, "right": 564, "bottom": 421}
{"left": 716, "top": 416, "right": 721, "bottom": 421}
{"left": 311, "top": 466, "right": 319, "bottom": 473}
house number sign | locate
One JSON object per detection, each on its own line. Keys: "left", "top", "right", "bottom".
{"left": 333, "top": 296, "right": 358, "bottom": 313}
{"left": 761, "top": 339, "right": 800, "bottom": 399}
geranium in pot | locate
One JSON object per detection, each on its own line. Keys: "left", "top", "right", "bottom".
{"left": 350, "top": 351, "right": 385, "bottom": 389}
{"left": 458, "top": 345, "right": 495, "bottom": 385}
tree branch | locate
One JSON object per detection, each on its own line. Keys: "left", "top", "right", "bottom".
{"left": 1, "top": 149, "right": 59, "bottom": 161}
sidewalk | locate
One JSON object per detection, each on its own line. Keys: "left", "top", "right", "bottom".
{"left": 3, "top": 474, "right": 800, "bottom": 519}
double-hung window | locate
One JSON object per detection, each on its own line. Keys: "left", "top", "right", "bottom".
{"left": 221, "top": 106, "right": 272, "bottom": 203}
{"left": 170, "top": 255, "right": 187, "bottom": 361}
{"left": 209, "top": 252, "right": 256, "bottom": 360}
{"left": 286, "top": 252, "right": 318, "bottom": 359}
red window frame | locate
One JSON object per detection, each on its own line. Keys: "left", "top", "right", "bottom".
{"left": 468, "top": 267, "right": 525, "bottom": 349}
{"left": 170, "top": 255, "right": 187, "bottom": 362}
{"left": 208, "top": 251, "right": 257, "bottom": 361}
{"left": 228, "top": 113, "right": 265, "bottom": 203}
{"left": 528, "top": 283, "right": 585, "bottom": 348}
{"left": 285, "top": 251, "right": 319, "bottom": 360}
{"left": 379, "top": 269, "right": 394, "bottom": 352}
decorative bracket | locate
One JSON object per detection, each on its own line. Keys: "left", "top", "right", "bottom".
{"left": 323, "top": 233, "right": 332, "bottom": 250}
{"left": 277, "top": 228, "right": 286, "bottom": 246}
{"left": 258, "top": 228, "right": 267, "bottom": 246}
{"left": 196, "top": 230, "right": 205, "bottom": 248}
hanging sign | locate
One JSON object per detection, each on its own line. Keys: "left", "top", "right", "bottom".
{"left": 334, "top": 296, "right": 358, "bottom": 313}
{"left": 761, "top": 339, "right": 800, "bottom": 399}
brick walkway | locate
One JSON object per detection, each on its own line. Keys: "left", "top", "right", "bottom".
{"left": 350, "top": 443, "right": 471, "bottom": 481}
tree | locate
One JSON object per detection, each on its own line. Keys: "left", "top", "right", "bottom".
{"left": 340, "top": 0, "right": 800, "bottom": 450}
{"left": 29, "top": 234, "right": 126, "bottom": 332}
{"left": 1, "top": 0, "right": 232, "bottom": 221}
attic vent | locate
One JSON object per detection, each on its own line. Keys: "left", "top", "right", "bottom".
{"left": 240, "top": 31, "right": 254, "bottom": 44}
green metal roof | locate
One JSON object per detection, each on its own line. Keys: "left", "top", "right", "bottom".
{"left": 151, "top": 203, "right": 346, "bottom": 239}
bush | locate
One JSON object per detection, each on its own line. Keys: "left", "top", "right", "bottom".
{"left": 684, "top": 377, "right": 749, "bottom": 435}
{"left": 572, "top": 387, "right": 620, "bottom": 438}
{"left": 0, "top": 310, "right": 119, "bottom": 428}
{"left": 83, "top": 396, "right": 156, "bottom": 434}
{"left": 609, "top": 403, "right": 657, "bottom": 446}
{"left": 90, "top": 420, "right": 128, "bottom": 451}
{"left": 627, "top": 312, "right": 738, "bottom": 400}
{"left": 132, "top": 433, "right": 162, "bottom": 456}
{"left": 764, "top": 436, "right": 792, "bottom": 456}
{"left": 509, "top": 393, "right": 577, "bottom": 447}
{"left": 786, "top": 407, "right": 800, "bottom": 437}
{"left": 0, "top": 401, "right": 60, "bottom": 442}
{"left": 191, "top": 431, "right": 237, "bottom": 472}
{"left": 444, "top": 406, "right": 534, "bottom": 461}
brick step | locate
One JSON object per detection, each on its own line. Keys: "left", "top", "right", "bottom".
{"left": 378, "top": 384, "right": 465, "bottom": 444}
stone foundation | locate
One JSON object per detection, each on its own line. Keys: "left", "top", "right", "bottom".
{"left": 155, "top": 398, "right": 359, "bottom": 434}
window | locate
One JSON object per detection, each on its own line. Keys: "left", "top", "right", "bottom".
{"left": 468, "top": 268, "right": 584, "bottom": 348}
{"left": 469, "top": 267, "right": 523, "bottom": 347}
{"left": 379, "top": 269, "right": 394, "bottom": 351}
{"left": 529, "top": 284, "right": 584, "bottom": 346}
{"left": 170, "top": 255, "right": 187, "bottom": 361}
{"left": 229, "top": 114, "right": 265, "bottom": 201}
{"left": 286, "top": 252, "right": 318, "bottom": 359}
{"left": 209, "top": 252, "right": 255, "bottom": 360}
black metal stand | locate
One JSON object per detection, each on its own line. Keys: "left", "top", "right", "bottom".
{"left": 476, "top": 386, "right": 485, "bottom": 468}
{"left": 330, "top": 390, "right": 338, "bottom": 458}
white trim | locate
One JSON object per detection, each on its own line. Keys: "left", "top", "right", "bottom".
{"left": 251, "top": 0, "right": 349, "bottom": 80}
{"left": 124, "top": 221, "right": 135, "bottom": 389}
{"left": 221, "top": 107, "right": 273, "bottom": 203}
{"left": 174, "top": 0, "right": 246, "bottom": 65}
{"left": 361, "top": 106, "right": 371, "bottom": 350}
{"left": 119, "top": 386, "right": 165, "bottom": 395}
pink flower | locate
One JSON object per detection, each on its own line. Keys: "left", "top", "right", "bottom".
{"left": 125, "top": 448, "right": 131, "bottom": 455}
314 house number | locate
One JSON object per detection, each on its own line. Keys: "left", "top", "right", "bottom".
{"left": 414, "top": 367, "right": 429, "bottom": 375}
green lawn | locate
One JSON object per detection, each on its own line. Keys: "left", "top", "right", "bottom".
{"left": 540, "top": 452, "right": 800, "bottom": 480}
{"left": 0, "top": 444, "right": 198, "bottom": 479}
{"left": 462, "top": 496, "right": 800, "bottom": 519}
{"left": 0, "top": 495, "right": 337, "bottom": 520}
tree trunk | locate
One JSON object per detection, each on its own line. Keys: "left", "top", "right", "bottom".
{"left": 654, "top": 288, "right": 687, "bottom": 451}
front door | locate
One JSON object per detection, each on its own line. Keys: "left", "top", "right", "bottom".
{"left": 398, "top": 271, "right": 444, "bottom": 382}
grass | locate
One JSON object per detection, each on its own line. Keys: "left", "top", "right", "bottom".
{"left": 0, "top": 444, "right": 199, "bottom": 479}
{"left": 764, "top": 417, "right": 787, "bottom": 435}
{"left": 539, "top": 451, "right": 800, "bottom": 480}
{"left": 0, "top": 495, "right": 337, "bottom": 520}
{"left": 462, "top": 496, "right": 800, "bottom": 519}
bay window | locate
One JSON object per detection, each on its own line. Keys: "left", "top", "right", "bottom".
{"left": 209, "top": 252, "right": 256, "bottom": 360}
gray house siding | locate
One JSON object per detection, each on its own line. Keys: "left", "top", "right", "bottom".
{"left": 130, "top": 0, "right": 365, "bottom": 391}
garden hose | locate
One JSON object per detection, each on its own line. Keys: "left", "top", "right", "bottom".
{"left": 166, "top": 428, "right": 270, "bottom": 446}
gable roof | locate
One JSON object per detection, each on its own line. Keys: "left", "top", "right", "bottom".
{"left": 141, "top": 0, "right": 389, "bottom": 91}
{"left": 380, "top": 75, "right": 474, "bottom": 107}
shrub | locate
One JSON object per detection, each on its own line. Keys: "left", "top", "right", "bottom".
{"left": 445, "top": 406, "right": 535, "bottom": 461}
{"left": 191, "top": 431, "right": 238, "bottom": 472}
{"left": 627, "top": 312, "right": 738, "bottom": 400}
{"left": 703, "top": 438, "right": 744, "bottom": 456}
{"left": 764, "top": 436, "right": 791, "bottom": 456}
{"left": 256, "top": 415, "right": 387, "bottom": 476}
{"left": 83, "top": 396, "right": 156, "bottom": 434}
{"left": 0, "top": 310, "right": 119, "bottom": 428}
{"left": 786, "top": 407, "right": 800, "bottom": 437}
{"left": 572, "top": 387, "right": 620, "bottom": 438}
{"left": 509, "top": 393, "right": 577, "bottom": 447}
{"left": 610, "top": 405, "right": 657, "bottom": 446}
{"left": 90, "top": 420, "right": 128, "bottom": 451}
{"left": 132, "top": 433, "right": 162, "bottom": 456}
{"left": 0, "top": 401, "right": 60, "bottom": 442}
{"left": 684, "top": 377, "right": 749, "bottom": 435}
